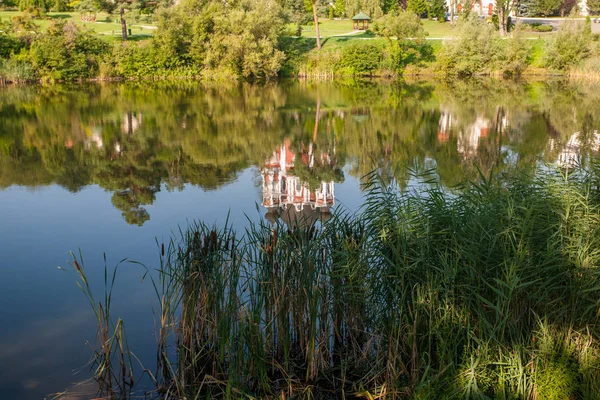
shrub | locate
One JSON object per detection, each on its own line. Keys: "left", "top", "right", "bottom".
{"left": 0, "top": 55, "right": 35, "bottom": 82}
{"left": 26, "top": 21, "right": 109, "bottom": 81}
{"left": 544, "top": 18, "right": 591, "bottom": 70}
{"left": 502, "top": 23, "right": 532, "bottom": 76}
{"left": 436, "top": 15, "right": 503, "bottom": 76}
{"left": 525, "top": 22, "right": 554, "bottom": 32}
{"left": 375, "top": 10, "right": 433, "bottom": 72}
{"left": 336, "top": 42, "right": 383, "bottom": 76}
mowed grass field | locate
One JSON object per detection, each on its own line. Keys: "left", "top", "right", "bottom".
{"left": 300, "top": 18, "right": 558, "bottom": 40}
{"left": 0, "top": 10, "right": 156, "bottom": 39}
{"left": 300, "top": 18, "right": 457, "bottom": 39}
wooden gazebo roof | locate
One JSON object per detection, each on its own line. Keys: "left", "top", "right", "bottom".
{"left": 351, "top": 12, "right": 371, "bottom": 21}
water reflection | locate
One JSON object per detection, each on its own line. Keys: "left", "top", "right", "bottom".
{"left": 1, "top": 80, "right": 600, "bottom": 226}
{"left": 262, "top": 140, "right": 336, "bottom": 226}
{"left": 2, "top": 79, "right": 600, "bottom": 399}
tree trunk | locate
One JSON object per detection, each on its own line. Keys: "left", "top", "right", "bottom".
{"left": 120, "top": 7, "right": 128, "bottom": 40}
{"left": 498, "top": 7, "right": 506, "bottom": 36}
{"left": 312, "top": 1, "right": 321, "bottom": 50}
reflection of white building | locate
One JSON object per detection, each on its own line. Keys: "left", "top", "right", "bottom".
{"left": 457, "top": 117, "right": 490, "bottom": 158}
{"left": 85, "top": 127, "right": 104, "bottom": 150}
{"left": 262, "top": 140, "right": 334, "bottom": 213}
{"left": 557, "top": 131, "right": 600, "bottom": 168}
{"left": 438, "top": 111, "right": 453, "bottom": 143}
{"left": 122, "top": 112, "right": 143, "bottom": 135}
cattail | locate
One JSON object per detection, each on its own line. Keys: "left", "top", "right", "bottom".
{"left": 161, "top": 243, "right": 165, "bottom": 256}
{"left": 74, "top": 260, "right": 81, "bottom": 272}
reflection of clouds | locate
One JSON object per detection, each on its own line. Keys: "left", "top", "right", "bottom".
{"left": 557, "top": 130, "right": 600, "bottom": 168}
{"left": 0, "top": 309, "right": 94, "bottom": 399}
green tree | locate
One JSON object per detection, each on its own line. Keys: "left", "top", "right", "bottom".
{"left": 544, "top": 17, "right": 591, "bottom": 70}
{"left": 19, "top": 0, "right": 50, "bottom": 14}
{"left": 407, "top": 0, "right": 428, "bottom": 16}
{"left": 428, "top": 0, "right": 446, "bottom": 20}
{"left": 527, "top": 0, "right": 561, "bottom": 16}
{"left": 496, "top": 0, "right": 514, "bottom": 35}
{"left": 588, "top": 0, "right": 600, "bottom": 14}
{"left": 27, "top": 21, "right": 109, "bottom": 80}
{"left": 436, "top": 15, "right": 504, "bottom": 76}
{"left": 334, "top": 0, "right": 346, "bottom": 16}
{"left": 375, "top": 10, "right": 431, "bottom": 71}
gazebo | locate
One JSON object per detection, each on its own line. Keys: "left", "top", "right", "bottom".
{"left": 352, "top": 12, "right": 371, "bottom": 30}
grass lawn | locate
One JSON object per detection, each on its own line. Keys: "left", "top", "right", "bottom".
{"left": 300, "top": 18, "right": 457, "bottom": 39}
{"left": 301, "top": 18, "right": 556, "bottom": 41}
{"left": 0, "top": 10, "right": 155, "bottom": 39}
{"left": 421, "top": 19, "right": 455, "bottom": 37}
{"left": 300, "top": 18, "right": 356, "bottom": 38}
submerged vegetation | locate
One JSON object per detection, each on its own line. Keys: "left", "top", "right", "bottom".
{"left": 72, "top": 163, "right": 600, "bottom": 398}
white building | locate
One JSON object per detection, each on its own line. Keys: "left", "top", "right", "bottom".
{"left": 446, "top": 0, "right": 590, "bottom": 17}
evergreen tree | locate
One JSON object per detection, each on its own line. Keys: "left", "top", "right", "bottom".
{"left": 334, "top": 0, "right": 346, "bottom": 17}
{"left": 428, "top": 0, "right": 446, "bottom": 19}
{"left": 407, "top": 0, "right": 428, "bottom": 17}
{"left": 527, "top": 0, "right": 561, "bottom": 16}
{"left": 382, "top": 0, "right": 397, "bottom": 14}
{"left": 19, "top": 0, "right": 51, "bottom": 14}
{"left": 588, "top": 0, "right": 600, "bottom": 15}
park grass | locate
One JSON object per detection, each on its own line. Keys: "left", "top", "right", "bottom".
{"left": 422, "top": 18, "right": 456, "bottom": 37}
{"left": 0, "top": 10, "right": 155, "bottom": 39}
{"left": 73, "top": 164, "right": 600, "bottom": 399}
{"left": 301, "top": 18, "right": 457, "bottom": 39}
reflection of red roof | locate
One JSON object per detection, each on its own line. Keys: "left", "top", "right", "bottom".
{"left": 265, "top": 139, "right": 296, "bottom": 170}
{"left": 262, "top": 140, "right": 335, "bottom": 213}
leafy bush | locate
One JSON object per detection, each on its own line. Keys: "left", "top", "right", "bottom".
{"left": 502, "top": 23, "right": 532, "bottom": 76}
{"left": 436, "top": 15, "right": 503, "bottom": 76}
{"left": 108, "top": 41, "right": 162, "bottom": 78}
{"left": 336, "top": 42, "right": 382, "bottom": 75}
{"left": 375, "top": 10, "right": 433, "bottom": 72}
{"left": 26, "top": 21, "right": 109, "bottom": 81}
{"left": 525, "top": 22, "right": 554, "bottom": 32}
{"left": 0, "top": 56, "right": 35, "bottom": 82}
{"left": 544, "top": 18, "right": 591, "bottom": 70}
{"left": 152, "top": 0, "right": 287, "bottom": 80}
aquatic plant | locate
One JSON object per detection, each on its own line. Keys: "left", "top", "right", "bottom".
{"left": 74, "top": 164, "right": 600, "bottom": 398}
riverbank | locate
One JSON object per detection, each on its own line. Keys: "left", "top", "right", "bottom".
{"left": 73, "top": 166, "right": 600, "bottom": 399}
{"left": 1, "top": 10, "right": 598, "bottom": 84}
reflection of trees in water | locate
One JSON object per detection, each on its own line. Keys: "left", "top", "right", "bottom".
{"left": 1, "top": 80, "right": 600, "bottom": 224}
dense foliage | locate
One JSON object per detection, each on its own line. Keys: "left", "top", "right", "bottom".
{"left": 74, "top": 162, "right": 600, "bottom": 398}
{"left": 0, "top": 1, "right": 599, "bottom": 81}
{"left": 2, "top": 79, "right": 600, "bottom": 224}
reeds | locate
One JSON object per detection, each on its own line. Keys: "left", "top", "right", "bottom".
{"left": 76, "top": 164, "right": 600, "bottom": 399}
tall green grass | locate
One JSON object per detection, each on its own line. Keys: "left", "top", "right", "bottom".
{"left": 74, "top": 164, "right": 600, "bottom": 399}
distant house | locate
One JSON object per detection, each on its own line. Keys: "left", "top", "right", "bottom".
{"left": 446, "top": 0, "right": 590, "bottom": 16}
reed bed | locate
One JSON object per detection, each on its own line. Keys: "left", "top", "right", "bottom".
{"left": 74, "top": 164, "right": 600, "bottom": 399}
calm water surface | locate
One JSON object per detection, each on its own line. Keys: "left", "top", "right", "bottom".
{"left": 1, "top": 79, "right": 599, "bottom": 399}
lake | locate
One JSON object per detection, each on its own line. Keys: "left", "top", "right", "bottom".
{"left": 1, "top": 79, "right": 599, "bottom": 399}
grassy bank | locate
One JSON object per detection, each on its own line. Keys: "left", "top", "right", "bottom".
{"left": 0, "top": 8, "right": 598, "bottom": 82}
{"left": 73, "top": 164, "right": 600, "bottom": 399}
